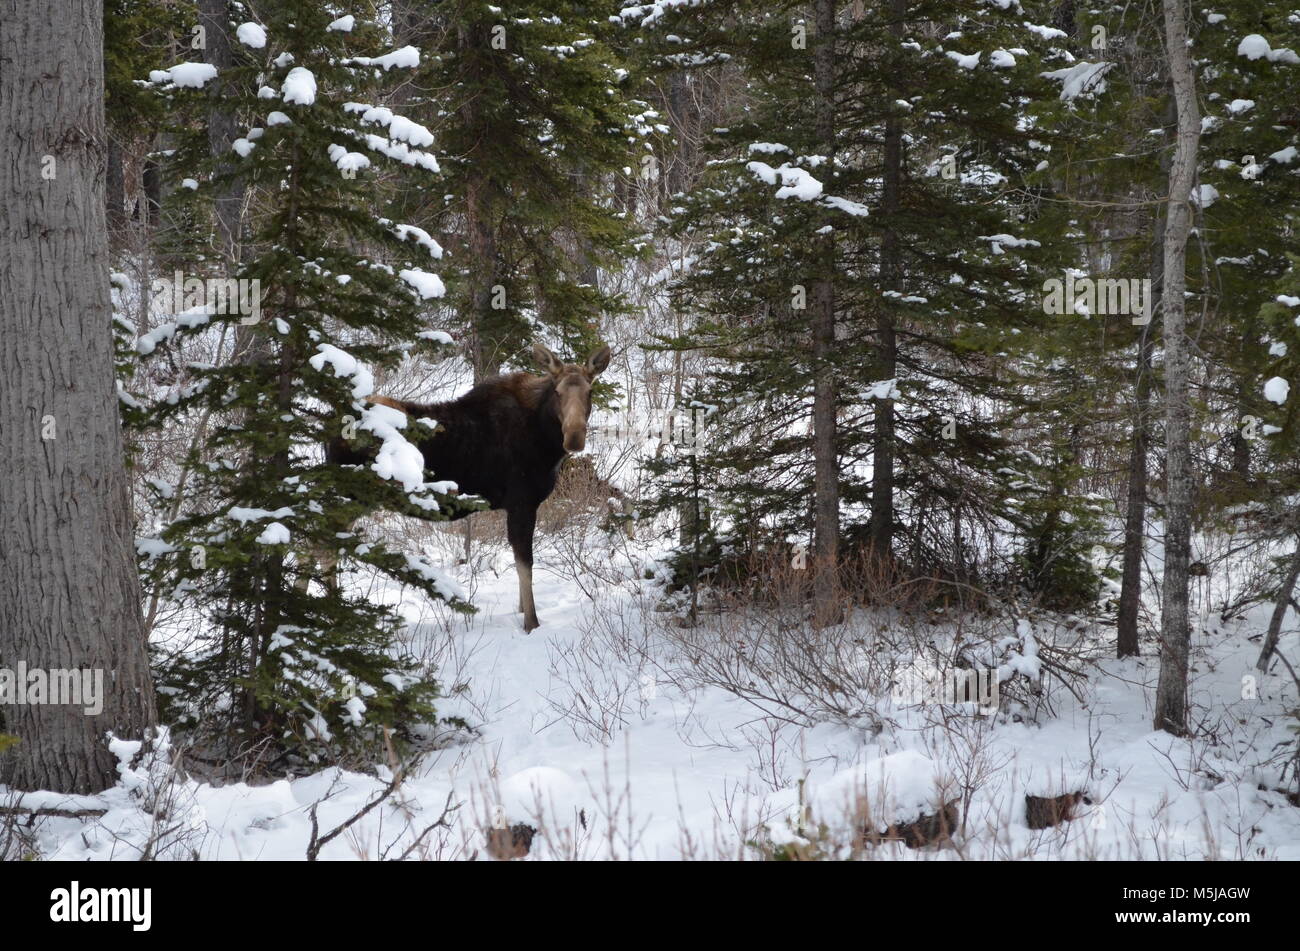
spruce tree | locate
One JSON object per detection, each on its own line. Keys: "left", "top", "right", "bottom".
{"left": 391, "top": 1, "right": 647, "bottom": 376}
{"left": 136, "top": 6, "right": 477, "bottom": 768}
{"left": 634, "top": 1, "right": 1102, "bottom": 609}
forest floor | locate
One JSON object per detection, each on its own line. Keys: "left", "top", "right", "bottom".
{"left": 10, "top": 523, "right": 1300, "bottom": 860}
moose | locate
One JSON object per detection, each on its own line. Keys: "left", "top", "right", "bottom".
{"left": 323, "top": 341, "right": 612, "bottom": 632}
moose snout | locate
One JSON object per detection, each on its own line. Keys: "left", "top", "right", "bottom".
{"left": 564, "top": 430, "right": 587, "bottom": 453}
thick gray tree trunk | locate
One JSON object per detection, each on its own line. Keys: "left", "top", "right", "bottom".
{"left": 0, "top": 0, "right": 158, "bottom": 792}
{"left": 1152, "top": 0, "right": 1200, "bottom": 735}
{"left": 810, "top": 0, "right": 841, "bottom": 626}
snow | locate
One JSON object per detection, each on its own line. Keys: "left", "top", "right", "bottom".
{"left": 399, "top": 268, "right": 446, "bottom": 299}
{"left": 359, "top": 404, "right": 425, "bottom": 492}
{"left": 989, "top": 49, "right": 1017, "bottom": 69}
{"left": 136, "top": 305, "right": 214, "bottom": 355}
{"left": 978, "top": 233, "right": 1041, "bottom": 253}
{"left": 1227, "top": 98, "right": 1255, "bottom": 114}
{"left": 345, "top": 46, "right": 420, "bottom": 71}
{"left": 746, "top": 161, "right": 823, "bottom": 200}
{"left": 282, "top": 67, "right": 317, "bottom": 106}
{"left": 235, "top": 22, "right": 266, "bottom": 49}
{"left": 135, "top": 537, "right": 177, "bottom": 562}
{"left": 1193, "top": 183, "right": 1221, "bottom": 208}
{"left": 360, "top": 133, "right": 440, "bottom": 173}
{"left": 866, "top": 379, "right": 901, "bottom": 400}
{"left": 255, "top": 522, "right": 291, "bottom": 545}
{"left": 1264, "top": 376, "right": 1290, "bottom": 404}
{"left": 327, "top": 144, "right": 370, "bottom": 174}
{"left": 1237, "top": 34, "right": 1272, "bottom": 60}
{"left": 149, "top": 62, "right": 218, "bottom": 89}
{"left": 1236, "top": 34, "right": 1300, "bottom": 64}
{"left": 822, "top": 195, "right": 870, "bottom": 217}
{"left": 392, "top": 224, "right": 444, "bottom": 259}
{"left": 1040, "top": 61, "right": 1114, "bottom": 101}
{"left": 345, "top": 104, "right": 435, "bottom": 148}
{"left": 803, "top": 750, "right": 945, "bottom": 834}
{"left": 402, "top": 553, "right": 467, "bottom": 601}
{"left": 328, "top": 15, "right": 356, "bottom": 32}
{"left": 266, "top": 111, "right": 291, "bottom": 126}
{"left": 1023, "top": 21, "right": 1067, "bottom": 41}
{"left": 309, "top": 343, "right": 375, "bottom": 399}
{"left": 17, "top": 547, "right": 1300, "bottom": 861}
{"left": 227, "top": 506, "right": 294, "bottom": 524}
{"left": 946, "top": 50, "right": 981, "bottom": 70}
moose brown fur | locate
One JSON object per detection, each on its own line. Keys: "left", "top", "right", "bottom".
{"left": 324, "top": 342, "right": 612, "bottom": 631}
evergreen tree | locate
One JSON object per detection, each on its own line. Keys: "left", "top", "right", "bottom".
{"left": 395, "top": 1, "right": 648, "bottom": 377}
{"left": 136, "top": 6, "right": 477, "bottom": 768}
{"left": 635, "top": 1, "right": 1104, "bottom": 609}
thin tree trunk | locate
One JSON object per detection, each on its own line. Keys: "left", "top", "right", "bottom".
{"left": 1153, "top": 0, "right": 1200, "bottom": 735}
{"left": 0, "top": 0, "right": 158, "bottom": 792}
{"left": 458, "top": 23, "right": 505, "bottom": 381}
{"left": 810, "top": 0, "right": 840, "bottom": 626}
{"left": 1118, "top": 323, "right": 1154, "bottom": 657}
{"left": 870, "top": 0, "right": 905, "bottom": 572}
{"left": 199, "top": 0, "right": 242, "bottom": 262}
{"left": 1257, "top": 538, "right": 1300, "bottom": 671}
{"left": 1118, "top": 116, "right": 1171, "bottom": 658}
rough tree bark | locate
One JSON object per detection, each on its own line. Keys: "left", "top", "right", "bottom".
{"left": 1152, "top": 0, "right": 1201, "bottom": 735}
{"left": 810, "top": 0, "right": 841, "bottom": 626}
{"left": 0, "top": 0, "right": 158, "bottom": 792}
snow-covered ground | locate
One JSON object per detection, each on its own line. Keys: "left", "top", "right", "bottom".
{"left": 7, "top": 523, "right": 1300, "bottom": 861}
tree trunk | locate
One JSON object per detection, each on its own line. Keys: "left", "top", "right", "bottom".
{"left": 1118, "top": 108, "right": 1172, "bottom": 658}
{"left": 199, "top": 0, "right": 242, "bottom": 262}
{"left": 0, "top": 0, "right": 158, "bottom": 793}
{"left": 870, "top": 0, "right": 905, "bottom": 572}
{"left": 1256, "top": 538, "right": 1300, "bottom": 672}
{"left": 458, "top": 22, "right": 506, "bottom": 381}
{"left": 810, "top": 0, "right": 840, "bottom": 626}
{"left": 1117, "top": 322, "right": 1154, "bottom": 657}
{"left": 106, "top": 135, "right": 126, "bottom": 238}
{"left": 1152, "top": 0, "right": 1200, "bottom": 735}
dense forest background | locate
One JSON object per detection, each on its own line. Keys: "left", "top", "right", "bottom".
{"left": 1, "top": 0, "right": 1298, "bottom": 860}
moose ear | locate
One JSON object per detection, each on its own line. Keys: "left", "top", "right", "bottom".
{"left": 585, "top": 343, "right": 612, "bottom": 378}
{"left": 532, "top": 341, "right": 563, "bottom": 376}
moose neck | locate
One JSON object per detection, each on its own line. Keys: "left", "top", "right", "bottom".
{"left": 533, "top": 379, "right": 570, "bottom": 468}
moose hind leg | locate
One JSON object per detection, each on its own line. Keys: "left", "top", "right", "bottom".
{"left": 507, "top": 506, "right": 539, "bottom": 632}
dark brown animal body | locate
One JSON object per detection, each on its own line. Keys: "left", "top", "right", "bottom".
{"left": 328, "top": 343, "right": 611, "bottom": 631}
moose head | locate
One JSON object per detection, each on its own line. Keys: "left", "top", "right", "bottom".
{"left": 532, "top": 341, "right": 611, "bottom": 453}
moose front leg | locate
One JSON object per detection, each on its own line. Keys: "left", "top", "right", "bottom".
{"left": 507, "top": 506, "right": 540, "bottom": 632}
